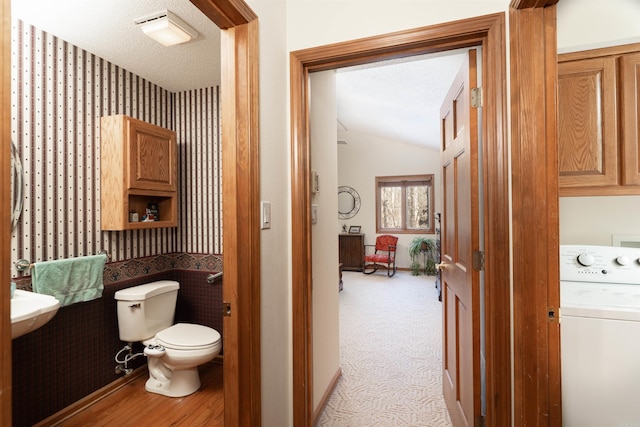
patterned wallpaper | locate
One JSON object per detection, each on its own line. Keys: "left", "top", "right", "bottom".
{"left": 10, "top": 21, "right": 222, "bottom": 275}
{"left": 175, "top": 88, "right": 223, "bottom": 254}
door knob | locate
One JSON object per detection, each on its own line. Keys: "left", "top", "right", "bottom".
{"left": 436, "top": 262, "right": 447, "bottom": 271}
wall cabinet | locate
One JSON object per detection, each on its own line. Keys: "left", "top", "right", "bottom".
{"left": 339, "top": 233, "right": 364, "bottom": 271}
{"left": 558, "top": 43, "right": 640, "bottom": 196}
{"left": 100, "top": 115, "right": 178, "bottom": 230}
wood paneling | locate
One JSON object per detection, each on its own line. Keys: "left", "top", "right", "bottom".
{"left": 291, "top": 13, "right": 510, "bottom": 427}
{"left": 509, "top": 4, "right": 561, "bottom": 425}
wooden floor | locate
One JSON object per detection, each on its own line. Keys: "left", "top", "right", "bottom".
{"left": 54, "top": 362, "right": 223, "bottom": 426}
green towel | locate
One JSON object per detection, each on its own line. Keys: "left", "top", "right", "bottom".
{"left": 32, "top": 254, "right": 107, "bottom": 307}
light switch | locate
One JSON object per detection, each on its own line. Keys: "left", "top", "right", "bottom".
{"left": 311, "top": 204, "right": 318, "bottom": 224}
{"left": 261, "top": 201, "right": 271, "bottom": 229}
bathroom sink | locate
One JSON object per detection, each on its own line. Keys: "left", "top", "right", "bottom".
{"left": 11, "top": 290, "right": 60, "bottom": 339}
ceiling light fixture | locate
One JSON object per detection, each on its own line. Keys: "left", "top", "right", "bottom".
{"left": 134, "top": 10, "right": 199, "bottom": 47}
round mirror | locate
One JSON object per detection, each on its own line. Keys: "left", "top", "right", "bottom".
{"left": 11, "top": 142, "right": 24, "bottom": 230}
{"left": 338, "top": 186, "right": 360, "bottom": 219}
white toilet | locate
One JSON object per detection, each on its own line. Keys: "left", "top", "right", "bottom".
{"left": 114, "top": 280, "right": 222, "bottom": 397}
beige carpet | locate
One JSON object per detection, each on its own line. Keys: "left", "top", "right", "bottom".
{"left": 316, "top": 271, "right": 452, "bottom": 427}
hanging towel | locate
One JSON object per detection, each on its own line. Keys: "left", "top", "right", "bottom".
{"left": 31, "top": 254, "right": 107, "bottom": 307}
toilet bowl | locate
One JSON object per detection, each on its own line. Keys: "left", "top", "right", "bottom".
{"left": 114, "top": 280, "right": 222, "bottom": 398}
{"left": 143, "top": 323, "right": 222, "bottom": 397}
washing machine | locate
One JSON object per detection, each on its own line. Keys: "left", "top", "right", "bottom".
{"left": 560, "top": 244, "right": 640, "bottom": 427}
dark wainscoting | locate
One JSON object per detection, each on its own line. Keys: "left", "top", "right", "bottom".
{"left": 12, "top": 258, "right": 223, "bottom": 426}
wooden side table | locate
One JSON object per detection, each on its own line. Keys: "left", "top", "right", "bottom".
{"left": 339, "top": 233, "right": 364, "bottom": 271}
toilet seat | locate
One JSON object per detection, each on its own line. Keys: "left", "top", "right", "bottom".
{"left": 155, "top": 323, "right": 221, "bottom": 351}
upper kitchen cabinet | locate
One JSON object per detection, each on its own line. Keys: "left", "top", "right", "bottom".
{"left": 558, "top": 43, "right": 640, "bottom": 196}
{"left": 100, "top": 115, "right": 178, "bottom": 230}
{"left": 621, "top": 52, "right": 640, "bottom": 186}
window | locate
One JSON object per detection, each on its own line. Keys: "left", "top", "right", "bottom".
{"left": 376, "top": 175, "right": 434, "bottom": 234}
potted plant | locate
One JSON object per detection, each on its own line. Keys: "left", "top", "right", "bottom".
{"left": 408, "top": 236, "right": 437, "bottom": 275}
{"left": 410, "top": 260, "right": 422, "bottom": 276}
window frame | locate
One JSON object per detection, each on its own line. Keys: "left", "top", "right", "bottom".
{"left": 375, "top": 174, "right": 435, "bottom": 234}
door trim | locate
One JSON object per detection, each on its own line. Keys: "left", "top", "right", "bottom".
{"left": 193, "top": 2, "right": 262, "bottom": 426}
{"left": 509, "top": 3, "right": 562, "bottom": 424}
{"left": 290, "top": 13, "right": 511, "bottom": 426}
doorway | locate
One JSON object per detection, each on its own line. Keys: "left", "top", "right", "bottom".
{"left": 0, "top": 1, "right": 261, "bottom": 426}
{"left": 291, "top": 13, "right": 511, "bottom": 426}
{"left": 316, "top": 51, "right": 471, "bottom": 421}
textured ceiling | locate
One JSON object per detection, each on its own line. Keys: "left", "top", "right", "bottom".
{"left": 13, "top": 1, "right": 468, "bottom": 150}
{"left": 12, "top": 0, "right": 221, "bottom": 92}
{"left": 337, "top": 51, "right": 468, "bottom": 151}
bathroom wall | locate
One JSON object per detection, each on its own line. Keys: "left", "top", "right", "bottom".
{"left": 10, "top": 21, "right": 225, "bottom": 426}
{"left": 10, "top": 20, "right": 223, "bottom": 275}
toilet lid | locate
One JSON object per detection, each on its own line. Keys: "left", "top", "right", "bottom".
{"left": 155, "top": 323, "right": 221, "bottom": 350}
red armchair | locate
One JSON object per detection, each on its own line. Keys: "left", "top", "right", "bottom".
{"left": 363, "top": 235, "right": 398, "bottom": 277}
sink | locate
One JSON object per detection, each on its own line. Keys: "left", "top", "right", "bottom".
{"left": 11, "top": 289, "right": 60, "bottom": 339}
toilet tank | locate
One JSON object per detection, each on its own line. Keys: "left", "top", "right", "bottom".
{"left": 114, "top": 280, "right": 180, "bottom": 342}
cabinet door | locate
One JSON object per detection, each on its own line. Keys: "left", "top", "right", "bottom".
{"left": 128, "top": 119, "right": 177, "bottom": 192}
{"left": 558, "top": 57, "right": 619, "bottom": 187}
{"left": 621, "top": 52, "right": 640, "bottom": 185}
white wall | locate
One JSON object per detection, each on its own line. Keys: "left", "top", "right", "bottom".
{"left": 286, "top": 1, "right": 508, "bottom": 52}
{"left": 247, "top": 0, "right": 640, "bottom": 425}
{"left": 251, "top": 2, "right": 511, "bottom": 425}
{"left": 246, "top": 2, "right": 291, "bottom": 426}
{"left": 559, "top": 197, "right": 640, "bottom": 245}
{"left": 557, "top": 0, "right": 640, "bottom": 52}
{"left": 557, "top": 0, "right": 640, "bottom": 247}
{"left": 310, "top": 71, "right": 341, "bottom": 410}
{"left": 338, "top": 129, "right": 442, "bottom": 268}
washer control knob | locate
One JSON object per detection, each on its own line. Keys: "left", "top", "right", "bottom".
{"left": 616, "top": 255, "right": 630, "bottom": 266}
{"left": 577, "top": 253, "right": 595, "bottom": 266}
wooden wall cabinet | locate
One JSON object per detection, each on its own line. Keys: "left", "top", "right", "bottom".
{"left": 101, "top": 115, "right": 178, "bottom": 230}
{"left": 558, "top": 43, "right": 640, "bottom": 196}
{"left": 339, "top": 233, "right": 364, "bottom": 271}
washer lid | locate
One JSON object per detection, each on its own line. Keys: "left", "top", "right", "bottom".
{"left": 156, "top": 323, "right": 221, "bottom": 349}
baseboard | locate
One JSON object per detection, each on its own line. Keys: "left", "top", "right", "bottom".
{"left": 34, "top": 366, "right": 147, "bottom": 427}
{"left": 312, "top": 367, "right": 342, "bottom": 424}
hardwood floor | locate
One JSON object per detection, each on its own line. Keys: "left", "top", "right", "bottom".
{"left": 47, "top": 362, "right": 223, "bottom": 426}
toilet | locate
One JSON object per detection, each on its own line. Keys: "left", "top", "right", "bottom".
{"left": 114, "top": 280, "right": 221, "bottom": 397}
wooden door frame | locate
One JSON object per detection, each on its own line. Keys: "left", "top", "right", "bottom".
{"left": 1, "top": 1, "right": 262, "bottom": 426}
{"left": 510, "top": 1, "right": 561, "bottom": 425}
{"left": 1, "top": 0, "right": 12, "bottom": 424}
{"left": 291, "top": 13, "right": 512, "bottom": 426}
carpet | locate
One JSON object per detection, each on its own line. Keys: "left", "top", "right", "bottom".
{"left": 316, "top": 271, "right": 452, "bottom": 427}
